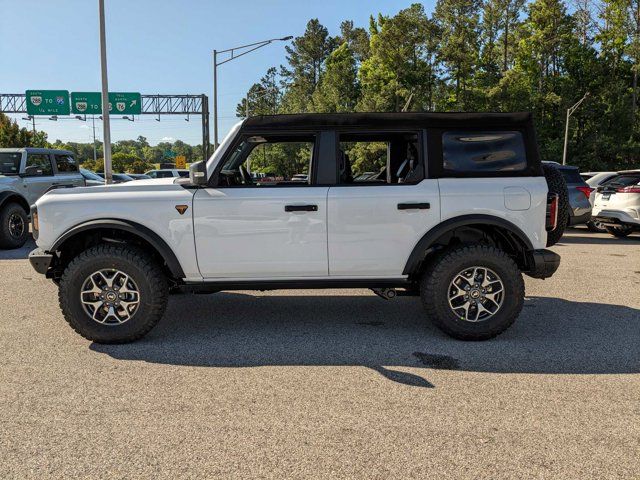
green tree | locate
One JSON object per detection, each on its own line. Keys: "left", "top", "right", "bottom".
{"left": 0, "top": 113, "right": 48, "bottom": 148}
{"left": 312, "top": 43, "right": 359, "bottom": 112}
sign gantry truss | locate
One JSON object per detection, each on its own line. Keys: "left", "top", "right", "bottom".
{"left": 1, "top": 93, "right": 210, "bottom": 159}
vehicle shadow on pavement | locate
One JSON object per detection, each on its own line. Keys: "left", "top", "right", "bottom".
{"left": 558, "top": 233, "right": 639, "bottom": 245}
{"left": 0, "top": 239, "right": 35, "bottom": 260}
{"left": 91, "top": 293, "right": 640, "bottom": 387}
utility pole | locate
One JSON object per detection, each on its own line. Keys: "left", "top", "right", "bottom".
{"left": 92, "top": 115, "right": 97, "bottom": 163}
{"left": 562, "top": 92, "right": 589, "bottom": 165}
{"left": 98, "top": 0, "right": 112, "bottom": 184}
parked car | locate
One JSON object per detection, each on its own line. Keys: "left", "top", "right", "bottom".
{"left": 592, "top": 169, "right": 640, "bottom": 237}
{"left": 29, "top": 112, "right": 564, "bottom": 343}
{"left": 543, "top": 162, "right": 593, "bottom": 228}
{"left": 80, "top": 168, "right": 105, "bottom": 187}
{"left": 127, "top": 173, "right": 152, "bottom": 181}
{"left": 581, "top": 171, "right": 619, "bottom": 231}
{"left": 145, "top": 169, "right": 189, "bottom": 179}
{"left": 95, "top": 173, "right": 134, "bottom": 183}
{"left": 0, "top": 148, "right": 85, "bottom": 249}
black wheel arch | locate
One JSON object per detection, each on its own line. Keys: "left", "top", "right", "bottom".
{"left": 0, "top": 191, "right": 30, "bottom": 214}
{"left": 49, "top": 219, "right": 185, "bottom": 280}
{"left": 403, "top": 214, "right": 534, "bottom": 277}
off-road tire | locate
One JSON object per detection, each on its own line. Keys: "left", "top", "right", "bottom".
{"left": 0, "top": 202, "right": 29, "bottom": 249}
{"left": 420, "top": 245, "right": 525, "bottom": 341}
{"left": 605, "top": 226, "right": 633, "bottom": 238}
{"left": 58, "top": 244, "right": 169, "bottom": 343}
{"left": 543, "top": 163, "right": 569, "bottom": 247}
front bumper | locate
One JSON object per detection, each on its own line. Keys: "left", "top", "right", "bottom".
{"left": 29, "top": 248, "right": 53, "bottom": 275}
{"left": 525, "top": 249, "right": 561, "bottom": 279}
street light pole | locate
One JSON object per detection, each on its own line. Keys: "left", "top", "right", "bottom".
{"left": 98, "top": 0, "right": 112, "bottom": 184}
{"left": 562, "top": 92, "right": 589, "bottom": 165}
{"left": 212, "top": 36, "right": 292, "bottom": 149}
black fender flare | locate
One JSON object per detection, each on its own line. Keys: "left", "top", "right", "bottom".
{"left": 0, "top": 191, "right": 30, "bottom": 213}
{"left": 402, "top": 214, "right": 534, "bottom": 275}
{"left": 50, "top": 218, "right": 185, "bottom": 279}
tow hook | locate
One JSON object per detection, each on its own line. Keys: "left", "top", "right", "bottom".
{"left": 372, "top": 288, "right": 397, "bottom": 300}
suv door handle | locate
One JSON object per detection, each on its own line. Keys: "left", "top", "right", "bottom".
{"left": 397, "top": 202, "right": 430, "bottom": 210}
{"left": 285, "top": 204, "right": 318, "bottom": 212}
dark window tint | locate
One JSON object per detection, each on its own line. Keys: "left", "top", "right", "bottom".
{"left": 0, "top": 152, "right": 22, "bottom": 175}
{"left": 178, "top": 171, "right": 189, "bottom": 178}
{"left": 443, "top": 131, "right": 526, "bottom": 173}
{"left": 605, "top": 174, "right": 640, "bottom": 187}
{"left": 559, "top": 168, "right": 583, "bottom": 184}
{"left": 54, "top": 154, "right": 78, "bottom": 172}
{"left": 156, "top": 171, "right": 174, "bottom": 178}
{"left": 26, "top": 153, "right": 53, "bottom": 175}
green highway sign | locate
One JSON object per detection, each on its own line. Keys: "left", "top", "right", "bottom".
{"left": 70, "top": 92, "right": 102, "bottom": 114}
{"left": 25, "top": 90, "right": 70, "bottom": 115}
{"left": 70, "top": 91, "right": 141, "bottom": 115}
{"left": 108, "top": 92, "right": 141, "bottom": 115}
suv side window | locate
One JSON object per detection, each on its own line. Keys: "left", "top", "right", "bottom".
{"left": 54, "top": 154, "right": 78, "bottom": 173}
{"left": 216, "top": 134, "right": 315, "bottom": 187}
{"left": 26, "top": 153, "right": 53, "bottom": 176}
{"left": 442, "top": 131, "right": 526, "bottom": 174}
{"left": 337, "top": 131, "right": 423, "bottom": 185}
{"left": 156, "top": 171, "right": 174, "bottom": 178}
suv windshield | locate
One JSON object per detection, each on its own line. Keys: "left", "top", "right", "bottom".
{"left": 0, "top": 152, "right": 22, "bottom": 175}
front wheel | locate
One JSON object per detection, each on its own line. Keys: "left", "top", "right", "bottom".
{"left": 606, "top": 226, "right": 633, "bottom": 238}
{"left": 58, "top": 244, "right": 169, "bottom": 343}
{"left": 420, "top": 245, "right": 525, "bottom": 341}
{"left": 0, "top": 202, "right": 29, "bottom": 249}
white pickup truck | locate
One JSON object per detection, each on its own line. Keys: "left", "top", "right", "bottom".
{"left": 29, "top": 112, "right": 563, "bottom": 343}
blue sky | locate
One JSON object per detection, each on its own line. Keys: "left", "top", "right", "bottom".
{"left": 0, "top": 0, "right": 431, "bottom": 146}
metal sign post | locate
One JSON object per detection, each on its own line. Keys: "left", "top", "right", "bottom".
{"left": 98, "top": 0, "right": 112, "bottom": 184}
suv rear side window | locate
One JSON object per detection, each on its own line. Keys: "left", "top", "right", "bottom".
{"left": 54, "top": 154, "right": 78, "bottom": 173}
{"left": 559, "top": 168, "right": 583, "bottom": 184}
{"left": 338, "top": 131, "right": 423, "bottom": 184}
{"left": 442, "top": 131, "right": 526, "bottom": 173}
{"left": 26, "top": 153, "right": 53, "bottom": 176}
{"left": 156, "top": 171, "right": 174, "bottom": 178}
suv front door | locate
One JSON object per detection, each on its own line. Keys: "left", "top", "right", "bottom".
{"left": 53, "top": 153, "right": 85, "bottom": 188}
{"left": 193, "top": 133, "right": 330, "bottom": 279}
{"left": 327, "top": 130, "right": 441, "bottom": 277}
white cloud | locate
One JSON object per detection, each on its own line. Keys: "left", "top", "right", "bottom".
{"left": 161, "top": 136, "right": 175, "bottom": 142}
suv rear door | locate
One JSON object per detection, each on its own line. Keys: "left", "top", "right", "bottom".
{"left": 53, "top": 153, "right": 85, "bottom": 188}
{"left": 21, "top": 152, "right": 57, "bottom": 205}
{"left": 327, "top": 130, "right": 441, "bottom": 276}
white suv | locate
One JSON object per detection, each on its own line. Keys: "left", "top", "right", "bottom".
{"left": 29, "top": 113, "right": 562, "bottom": 343}
{"left": 592, "top": 170, "right": 640, "bottom": 237}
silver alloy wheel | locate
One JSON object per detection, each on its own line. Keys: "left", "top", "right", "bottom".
{"left": 80, "top": 269, "right": 140, "bottom": 325}
{"left": 448, "top": 266, "right": 505, "bottom": 322}
{"left": 8, "top": 213, "right": 25, "bottom": 238}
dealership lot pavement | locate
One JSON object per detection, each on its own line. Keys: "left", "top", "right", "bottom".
{"left": 1, "top": 230, "right": 638, "bottom": 479}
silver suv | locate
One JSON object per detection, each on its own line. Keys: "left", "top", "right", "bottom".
{"left": 0, "top": 148, "right": 85, "bottom": 249}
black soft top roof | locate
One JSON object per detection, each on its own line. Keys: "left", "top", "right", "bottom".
{"left": 243, "top": 112, "right": 533, "bottom": 130}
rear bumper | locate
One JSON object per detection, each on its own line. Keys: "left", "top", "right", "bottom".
{"left": 29, "top": 248, "right": 53, "bottom": 275}
{"left": 568, "top": 211, "right": 591, "bottom": 226}
{"left": 595, "top": 210, "right": 640, "bottom": 229}
{"left": 525, "top": 249, "right": 561, "bottom": 279}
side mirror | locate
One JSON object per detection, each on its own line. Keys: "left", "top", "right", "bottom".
{"left": 189, "top": 161, "right": 207, "bottom": 186}
{"left": 22, "top": 165, "right": 43, "bottom": 177}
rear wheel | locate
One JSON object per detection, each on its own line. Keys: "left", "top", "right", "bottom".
{"left": 420, "top": 245, "right": 525, "bottom": 341}
{"left": 0, "top": 202, "right": 29, "bottom": 249}
{"left": 606, "top": 226, "right": 633, "bottom": 237}
{"left": 543, "top": 163, "right": 569, "bottom": 246}
{"left": 58, "top": 244, "right": 169, "bottom": 343}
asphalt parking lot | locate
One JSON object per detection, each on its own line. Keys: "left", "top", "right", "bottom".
{"left": 0, "top": 229, "right": 638, "bottom": 479}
